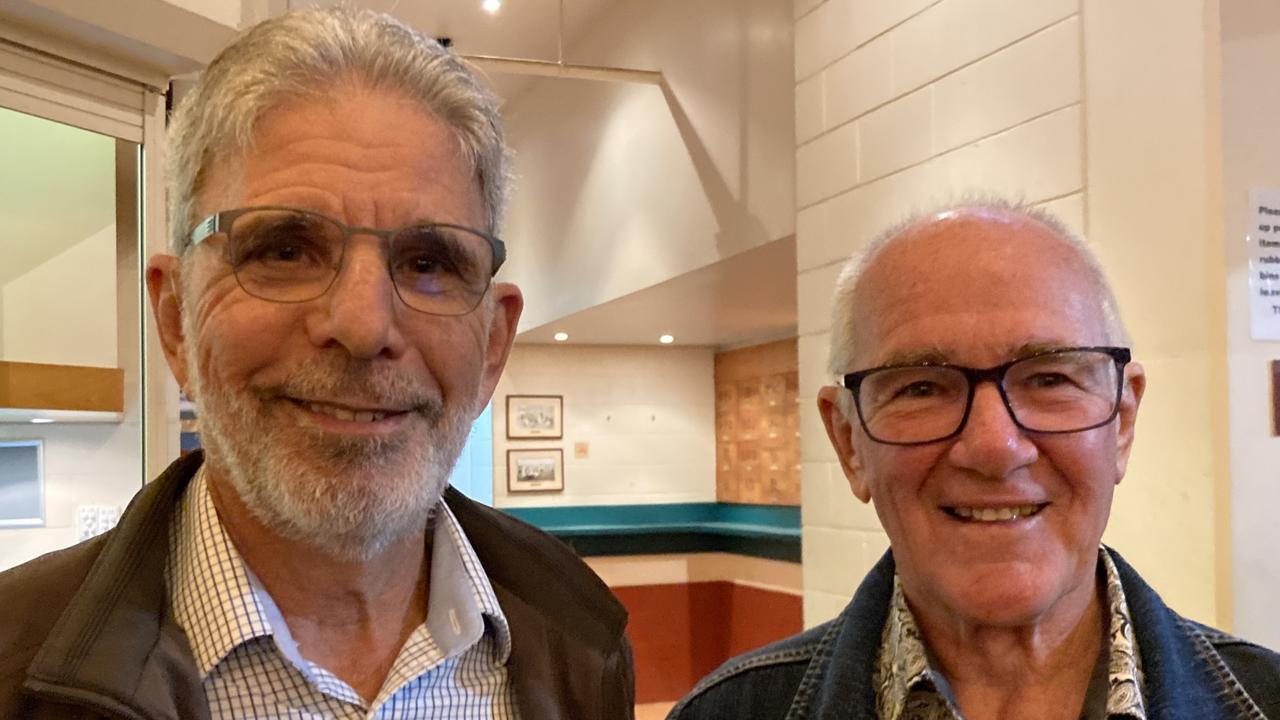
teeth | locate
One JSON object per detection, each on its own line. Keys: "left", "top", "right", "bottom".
{"left": 305, "top": 402, "right": 386, "bottom": 423}
{"left": 952, "top": 504, "right": 1043, "bottom": 522}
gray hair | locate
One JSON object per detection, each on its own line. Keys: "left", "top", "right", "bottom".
{"left": 167, "top": 6, "right": 509, "bottom": 254}
{"left": 827, "top": 199, "right": 1131, "bottom": 386}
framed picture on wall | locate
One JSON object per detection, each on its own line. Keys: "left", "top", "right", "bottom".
{"left": 507, "top": 448, "right": 565, "bottom": 493}
{"left": 506, "top": 395, "right": 563, "bottom": 439}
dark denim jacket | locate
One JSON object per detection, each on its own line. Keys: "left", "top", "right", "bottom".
{"left": 670, "top": 549, "right": 1280, "bottom": 719}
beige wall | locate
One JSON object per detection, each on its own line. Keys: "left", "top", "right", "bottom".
{"left": 795, "top": 0, "right": 1227, "bottom": 627}
{"left": 493, "top": 344, "right": 716, "bottom": 508}
{"left": 1221, "top": 0, "right": 1280, "bottom": 648}
{"left": 1, "top": 223, "right": 117, "bottom": 367}
{"left": 501, "top": 0, "right": 795, "bottom": 332}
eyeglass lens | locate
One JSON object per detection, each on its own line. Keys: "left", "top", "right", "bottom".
{"left": 856, "top": 350, "right": 1122, "bottom": 444}
{"left": 224, "top": 208, "right": 494, "bottom": 315}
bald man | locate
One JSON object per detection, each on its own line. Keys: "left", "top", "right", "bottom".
{"left": 670, "top": 202, "right": 1280, "bottom": 719}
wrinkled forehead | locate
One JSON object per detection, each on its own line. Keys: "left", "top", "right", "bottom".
{"left": 850, "top": 209, "right": 1106, "bottom": 363}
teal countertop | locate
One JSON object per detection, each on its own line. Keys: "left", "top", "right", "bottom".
{"left": 500, "top": 502, "right": 801, "bottom": 561}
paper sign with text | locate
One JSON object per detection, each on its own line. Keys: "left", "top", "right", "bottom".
{"left": 1248, "top": 188, "right": 1280, "bottom": 340}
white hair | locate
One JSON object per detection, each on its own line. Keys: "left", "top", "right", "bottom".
{"left": 826, "top": 199, "right": 1130, "bottom": 411}
{"left": 167, "top": 6, "right": 509, "bottom": 253}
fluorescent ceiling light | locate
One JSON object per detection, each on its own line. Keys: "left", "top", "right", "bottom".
{"left": 30, "top": 418, "right": 54, "bottom": 424}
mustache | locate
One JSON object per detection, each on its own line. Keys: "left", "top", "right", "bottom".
{"left": 249, "top": 355, "right": 444, "bottom": 421}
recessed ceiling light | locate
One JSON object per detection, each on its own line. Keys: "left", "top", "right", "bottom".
{"left": 30, "top": 418, "right": 54, "bottom": 424}
{"left": 553, "top": 332, "right": 569, "bottom": 342}
{"left": 482, "top": 0, "right": 501, "bottom": 13}
{"left": 659, "top": 334, "right": 674, "bottom": 344}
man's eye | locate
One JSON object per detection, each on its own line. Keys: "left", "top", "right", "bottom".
{"left": 397, "top": 251, "right": 456, "bottom": 275}
{"left": 240, "top": 236, "right": 323, "bottom": 265}
{"left": 1027, "top": 372, "right": 1072, "bottom": 389}
{"left": 893, "top": 381, "right": 942, "bottom": 399}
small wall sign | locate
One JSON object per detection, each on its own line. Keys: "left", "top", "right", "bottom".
{"left": 1247, "top": 189, "right": 1280, "bottom": 340}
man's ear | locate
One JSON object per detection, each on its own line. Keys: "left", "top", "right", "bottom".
{"left": 476, "top": 282, "right": 523, "bottom": 413}
{"left": 1113, "top": 360, "right": 1146, "bottom": 482}
{"left": 817, "top": 385, "right": 871, "bottom": 503}
{"left": 146, "top": 255, "right": 190, "bottom": 389}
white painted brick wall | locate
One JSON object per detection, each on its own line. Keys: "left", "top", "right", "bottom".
{"left": 795, "top": 0, "right": 1084, "bottom": 627}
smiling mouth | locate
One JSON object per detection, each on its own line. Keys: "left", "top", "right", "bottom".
{"left": 287, "top": 398, "right": 409, "bottom": 424}
{"left": 942, "top": 503, "right": 1049, "bottom": 523}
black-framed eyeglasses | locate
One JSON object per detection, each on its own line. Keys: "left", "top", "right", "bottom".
{"left": 840, "top": 346, "right": 1131, "bottom": 446}
{"left": 189, "top": 206, "right": 507, "bottom": 317}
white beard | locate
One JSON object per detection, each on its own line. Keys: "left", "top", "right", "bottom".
{"left": 183, "top": 317, "right": 474, "bottom": 561}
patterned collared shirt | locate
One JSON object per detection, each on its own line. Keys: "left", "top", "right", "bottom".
{"left": 167, "top": 468, "right": 519, "bottom": 719}
{"left": 874, "top": 549, "right": 1145, "bottom": 720}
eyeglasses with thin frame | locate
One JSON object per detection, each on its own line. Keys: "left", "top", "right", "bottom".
{"left": 839, "top": 346, "right": 1132, "bottom": 446}
{"left": 188, "top": 206, "right": 507, "bottom": 317}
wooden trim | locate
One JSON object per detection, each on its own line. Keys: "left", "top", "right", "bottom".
{"left": 0, "top": 360, "right": 124, "bottom": 413}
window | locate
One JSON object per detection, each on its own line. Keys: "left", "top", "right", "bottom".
{"left": 0, "top": 440, "right": 43, "bottom": 527}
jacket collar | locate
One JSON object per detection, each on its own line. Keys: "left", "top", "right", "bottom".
{"left": 24, "top": 452, "right": 629, "bottom": 720}
{"left": 444, "top": 485, "right": 631, "bottom": 719}
{"left": 791, "top": 548, "right": 1261, "bottom": 720}
{"left": 1107, "top": 551, "right": 1266, "bottom": 719}
{"left": 24, "top": 451, "right": 209, "bottom": 720}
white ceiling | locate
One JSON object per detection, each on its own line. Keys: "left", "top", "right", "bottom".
{"left": 308, "top": 0, "right": 622, "bottom": 99}
{"left": 517, "top": 235, "right": 797, "bottom": 348}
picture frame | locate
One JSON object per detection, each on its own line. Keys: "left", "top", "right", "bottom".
{"left": 507, "top": 448, "right": 565, "bottom": 493}
{"left": 506, "top": 394, "right": 563, "bottom": 439}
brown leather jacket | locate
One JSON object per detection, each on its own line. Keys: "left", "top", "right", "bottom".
{"left": 0, "top": 452, "right": 634, "bottom": 720}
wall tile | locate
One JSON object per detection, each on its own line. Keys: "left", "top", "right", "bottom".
{"left": 801, "top": 526, "right": 863, "bottom": 596}
{"left": 933, "top": 17, "right": 1081, "bottom": 153}
{"left": 797, "top": 331, "right": 833, "bottom": 398}
{"left": 795, "top": 0, "right": 825, "bottom": 21}
{"left": 798, "top": 333, "right": 837, "bottom": 464}
{"left": 795, "top": 202, "right": 830, "bottom": 271}
{"left": 799, "top": 404, "right": 837, "bottom": 465}
{"left": 1037, "top": 192, "right": 1085, "bottom": 237}
{"left": 797, "top": 261, "right": 844, "bottom": 335}
{"left": 849, "top": 0, "right": 939, "bottom": 48}
{"left": 795, "top": 0, "right": 855, "bottom": 80}
{"left": 825, "top": 174, "right": 903, "bottom": 256}
{"left": 797, "top": 121, "right": 859, "bottom": 207}
{"left": 802, "top": 525, "right": 889, "bottom": 596}
{"left": 822, "top": 34, "right": 894, "bottom": 128}
{"left": 856, "top": 87, "right": 933, "bottom": 182}
{"left": 796, "top": 74, "right": 826, "bottom": 144}
{"left": 802, "top": 461, "right": 883, "bottom": 533}
{"left": 892, "top": 105, "right": 1083, "bottom": 207}
{"left": 804, "top": 589, "right": 853, "bottom": 627}
{"left": 828, "top": 468, "right": 883, "bottom": 532}
{"left": 891, "top": 0, "right": 1078, "bottom": 94}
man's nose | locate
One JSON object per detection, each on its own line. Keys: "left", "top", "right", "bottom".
{"left": 947, "top": 382, "right": 1039, "bottom": 477}
{"left": 306, "top": 238, "right": 406, "bottom": 360}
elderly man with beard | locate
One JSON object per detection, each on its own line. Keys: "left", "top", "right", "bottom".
{"left": 670, "top": 202, "right": 1280, "bottom": 719}
{"left": 0, "top": 8, "right": 633, "bottom": 720}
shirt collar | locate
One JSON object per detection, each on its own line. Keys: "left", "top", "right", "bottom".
{"left": 167, "top": 467, "right": 512, "bottom": 678}
{"left": 429, "top": 497, "right": 513, "bottom": 664}
{"left": 167, "top": 466, "right": 272, "bottom": 677}
{"left": 874, "top": 547, "right": 1147, "bottom": 720}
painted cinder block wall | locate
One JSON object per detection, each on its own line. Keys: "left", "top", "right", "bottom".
{"left": 793, "top": 0, "right": 1229, "bottom": 628}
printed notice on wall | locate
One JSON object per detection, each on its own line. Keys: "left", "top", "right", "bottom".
{"left": 1248, "top": 189, "right": 1280, "bottom": 340}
